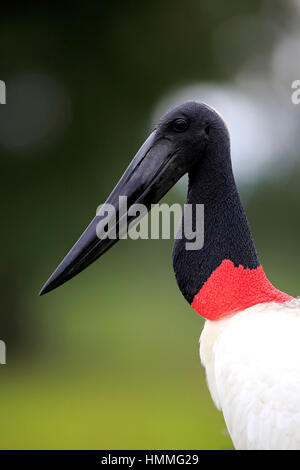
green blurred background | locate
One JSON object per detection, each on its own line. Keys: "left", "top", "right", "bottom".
{"left": 0, "top": 0, "right": 299, "bottom": 449}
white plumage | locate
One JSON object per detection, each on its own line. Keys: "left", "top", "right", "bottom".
{"left": 200, "top": 299, "right": 300, "bottom": 450}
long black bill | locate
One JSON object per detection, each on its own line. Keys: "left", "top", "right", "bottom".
{"left": 40, "top": 131, "right": 184, "bottom": 295}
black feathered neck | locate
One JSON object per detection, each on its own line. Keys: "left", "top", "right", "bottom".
{"left": 172, "top": 126, "right": 259, "bottom": 304}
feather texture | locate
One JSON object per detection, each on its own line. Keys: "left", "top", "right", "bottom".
{"left": 200, "top": 299, "right": 300, "bottom": 450}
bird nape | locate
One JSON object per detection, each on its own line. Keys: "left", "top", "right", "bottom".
{"left": 40, "top": 101, "right": 299, "bottom": 450}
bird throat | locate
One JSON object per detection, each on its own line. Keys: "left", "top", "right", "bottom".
{"left": 172, "top": 141, "right": 293, "bottom": 321}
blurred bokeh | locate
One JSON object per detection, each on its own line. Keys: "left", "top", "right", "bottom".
{"left": 0, "top": 0, "right": 299, "bottom": 449}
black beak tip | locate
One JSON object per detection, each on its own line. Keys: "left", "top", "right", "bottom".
{"left": 39, "top": 288, "right": 46, "bottom": 296}
{"left": 39, "top": 265, "right": 68, "bottom": 296}
{"left": 39, "top": 277, "right": 57, "bottom": 296}
{"left": 39, "top": 284, "right": 51, "bottom": 296}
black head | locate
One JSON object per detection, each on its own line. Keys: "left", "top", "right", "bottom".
{"left": 40, "top": 101, "right": 229, "bottom": 295}
{"left": 155, "top": 101, "right": 229, "bottom": 173}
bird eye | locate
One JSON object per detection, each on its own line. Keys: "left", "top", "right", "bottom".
{"left": 172, "top": 118, "right": 189, "bottom": 132}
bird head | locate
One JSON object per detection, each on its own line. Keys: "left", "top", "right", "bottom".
{"left": 40, "top": 101, "right": 227, "bottom": 295}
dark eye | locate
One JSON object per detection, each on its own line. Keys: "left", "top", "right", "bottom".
{"left": 172, "top": 118, "right": 189, "bottom": 132}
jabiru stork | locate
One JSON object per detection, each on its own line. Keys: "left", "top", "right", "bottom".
{"left": 40, "top": 101, "right": 299, "bottom": 450}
